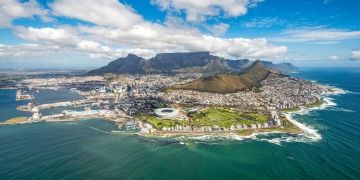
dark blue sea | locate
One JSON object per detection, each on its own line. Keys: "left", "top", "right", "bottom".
{"left": 0, "top": 68, "right": 359, "bottom": 179}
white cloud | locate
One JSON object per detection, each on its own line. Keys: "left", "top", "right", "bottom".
{"left": 273, "top": 27, "right": 360, "bottom": 43}
{"left": 2, "top": 0, "right": 286, "bottom": 61}
{"left": 11, "top": 26, "right": 154, "bottom": 59}
{"left": 0, "top": 43, "right": 61, "bottom": 57}
{"left": 151, "top": 0, "right": 264, "bottom": 22}
{"left": 351, "top": 51, "right": 360, "bottom": 60}
{"left": 207, "top": 23, "right": 229, "bottom": 36}
{"left": 50, "top": 0, "right": 142, "bottom": 28}
{"left": 329, "top": 55, "right": 337, "bottom": 60}
{"left": 50, "top": 0, "right": 287, "bottom": 59}
{"left": 15, "top": 26, "right": 78, "bottom": 45}
{"left": 242, "top": 17, "right": 284, "bottom": 28}
{"left": 0, "top": 0, "right": 50, "bottom": 27}
{"left": 79, "top": 25, "right": 287, "bottom": 59}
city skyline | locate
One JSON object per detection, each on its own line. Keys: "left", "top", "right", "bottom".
{"left": 0, "top": 0, "right": 359, "bottom": 69}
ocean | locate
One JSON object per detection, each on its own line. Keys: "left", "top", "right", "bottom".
{"left": 0, "top": 68, "right": 359, "bottom": 179}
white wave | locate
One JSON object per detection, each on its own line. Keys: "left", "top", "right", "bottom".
{"left": 325, "top": 86, "right": 348, "bottom": 95}
{"left": 332, "top": 107, "right": 355, "bottom": 113}
{"left": 284, "top": 113, "right": 322, "bottom": 141}
{"left": 289, "top": 97, "right": 337, "bottom": 116}
{"left": 137, "top": 86, "right": 347, "bottom": 145}
{"left": 255, "top": 133, "right": 321, "bottom": 145}
{"left": 261, "top": 138, "right": 283, "bottom": 146}
{"left": 88, "top": 126, "right": 111, "bottom": 134}
{"left": 286, "top": 156, "right": 296, "bottom": 160}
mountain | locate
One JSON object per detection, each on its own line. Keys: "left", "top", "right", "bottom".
{"left": 87, "top": 54, "right": 146, "bottom": 75}
{"left": 258, "top": 61, "right": 298, "bottom": 73}
{"left": 86, "top": 52, "right": 296, "bottom": 75}
{"left": 168, "top": 60, "right": 286, "bottom": 94}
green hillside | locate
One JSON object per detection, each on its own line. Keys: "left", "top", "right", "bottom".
{"left": 170, "top": 60, "right": 285, "bottom": 94}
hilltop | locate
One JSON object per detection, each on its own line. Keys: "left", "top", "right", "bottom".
{"left": 86, "top": 52, "right": 297, "bottom": 75}
{"left": 169, "top": 60, "right": 286, "bottom": 94}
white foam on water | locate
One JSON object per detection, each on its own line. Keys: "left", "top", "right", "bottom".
{"left": 325, "top": 86, "right": 347, "bottom": 95}
{"left": 88, "top": 126, "right": 111, "bottom": 134}
{"left": 286, "top": 156, "right": 296, "bottom": 160}
{"left": 284, "top": 113, "right": 322, "bottom": 141}
{"left": 332, "top": 107, "right": 355, "bottom": 113}
{"left": 323, "top": 97, "right": 337, "bottom": 107}
{"left": 349, "top": 91, "right": 360, "bottom": 95}
{"left": 289, "top": 96, "right": 337, "bottom": 116}
{"left": 264, "top": 138, "right": 283, "bottom": 146}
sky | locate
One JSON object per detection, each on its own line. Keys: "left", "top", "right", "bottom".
{"left": 0, "top": 0, "right": 359, "bottom": 69}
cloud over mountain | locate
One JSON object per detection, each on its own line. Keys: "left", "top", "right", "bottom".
{"left": 0, "top": 0, "right": 286, "bottom": 61}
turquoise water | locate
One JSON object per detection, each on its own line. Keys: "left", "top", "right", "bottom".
{"left": 1, "top": 68, "right": 360, "bottom": 179}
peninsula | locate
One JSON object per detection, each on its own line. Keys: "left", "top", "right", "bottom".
{"left": 1, "top": 52, "right": 338, "bottom": 138}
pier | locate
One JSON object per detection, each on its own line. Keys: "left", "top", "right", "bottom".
{"left": 15, "top": 90, "right": 33, "bottom": 101}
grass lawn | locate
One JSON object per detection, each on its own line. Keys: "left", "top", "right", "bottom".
{"left": 136, "top": 114, "right": 189, "bottom": 130}
{"left": 191, "top": 108, "right": 269, "bottom": 128}
{"left": 236, "top": 114, "right": 302, "bottom": 136}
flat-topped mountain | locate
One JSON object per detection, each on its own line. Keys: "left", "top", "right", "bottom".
{"left": 169, "top": 60, "right": 286, "bottom": 94}
{"left": 86, "top": 52, "right": 297, "bottom": 75}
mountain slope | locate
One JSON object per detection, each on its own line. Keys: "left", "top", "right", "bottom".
{"left": 87, "top": 54, "right": 146, "bottom": 75}
{"left": 258, "top": 61, "right": 298, "bottom": 73}
{"left": 86, "top": 52, "right": 296, "bottom": 75}
{"left": 169, "top": 60, "right": 285, "bottom": 94}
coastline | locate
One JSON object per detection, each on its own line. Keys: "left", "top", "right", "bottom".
{"left": 1, "top": 85, "right": 346, "bottom": 144}
{"left": 137, "top": 85, "right": 347, "bottom": 142}
{"left": 279, "top": 86, "right": 347, "bottom": 141}
{"left": 0, "top": 117, "right": 29, "bottom": 125}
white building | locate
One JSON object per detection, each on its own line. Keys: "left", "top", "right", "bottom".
{"left": 154, "top": 108, "right": 179, "bottom": 118}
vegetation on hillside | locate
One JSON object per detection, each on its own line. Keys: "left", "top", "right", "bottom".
{"left": 169, "top": 60, "right": 285, "bottom": 94}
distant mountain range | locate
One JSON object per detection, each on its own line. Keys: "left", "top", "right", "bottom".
{"left": 168, "top": 60, "right": 286, "bottom": 94}
{"left": 86, "top": 52, "right": 298, "bottom": 75}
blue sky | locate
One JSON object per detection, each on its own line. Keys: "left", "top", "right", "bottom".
{"left": 0, "top": 0, "right": 359, "bottom": 69}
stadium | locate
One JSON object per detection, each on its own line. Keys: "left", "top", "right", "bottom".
{"left": 154, "top": 108, "right": 179, "bottom": 118}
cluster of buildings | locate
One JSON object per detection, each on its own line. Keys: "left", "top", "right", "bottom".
{"left": 260, "top": 77, "right": 331, "bottom": 109}
{"left": 20, "top": 76, "right": 104, "bottom": 90}
{"left": 18, "top": 74, "right": 201, "bottom": 122}
{"left": 140, "top": 110, "right": 282, "bottom": 134}
{"left": 16, "top": 90, "right": 33, "bottom": 101}
{"left": 158, "top": 123, "right": 272, "bottom": 133}
{"left": 159, "top": 90, "right": 261, "bottom": 108}
{"left": 16, "top": 73, "right": 331, "bottom": 135}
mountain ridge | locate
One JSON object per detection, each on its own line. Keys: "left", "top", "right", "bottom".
{"left": 86, "top": 52, "right": 297, "bottom": 75}
{"left": 168, "top": 60, "right": 287, "bottom": 94}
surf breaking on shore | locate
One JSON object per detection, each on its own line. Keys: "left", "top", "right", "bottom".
{"left": 149, "top": 86, "right": 348, "bottom": 146}
{"left": 252, "top": 86, "right": 347, "bottom": 145}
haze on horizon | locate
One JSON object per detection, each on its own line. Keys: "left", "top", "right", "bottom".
{"left": 0, "top": 0, "right": 359, "bottom": 69}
